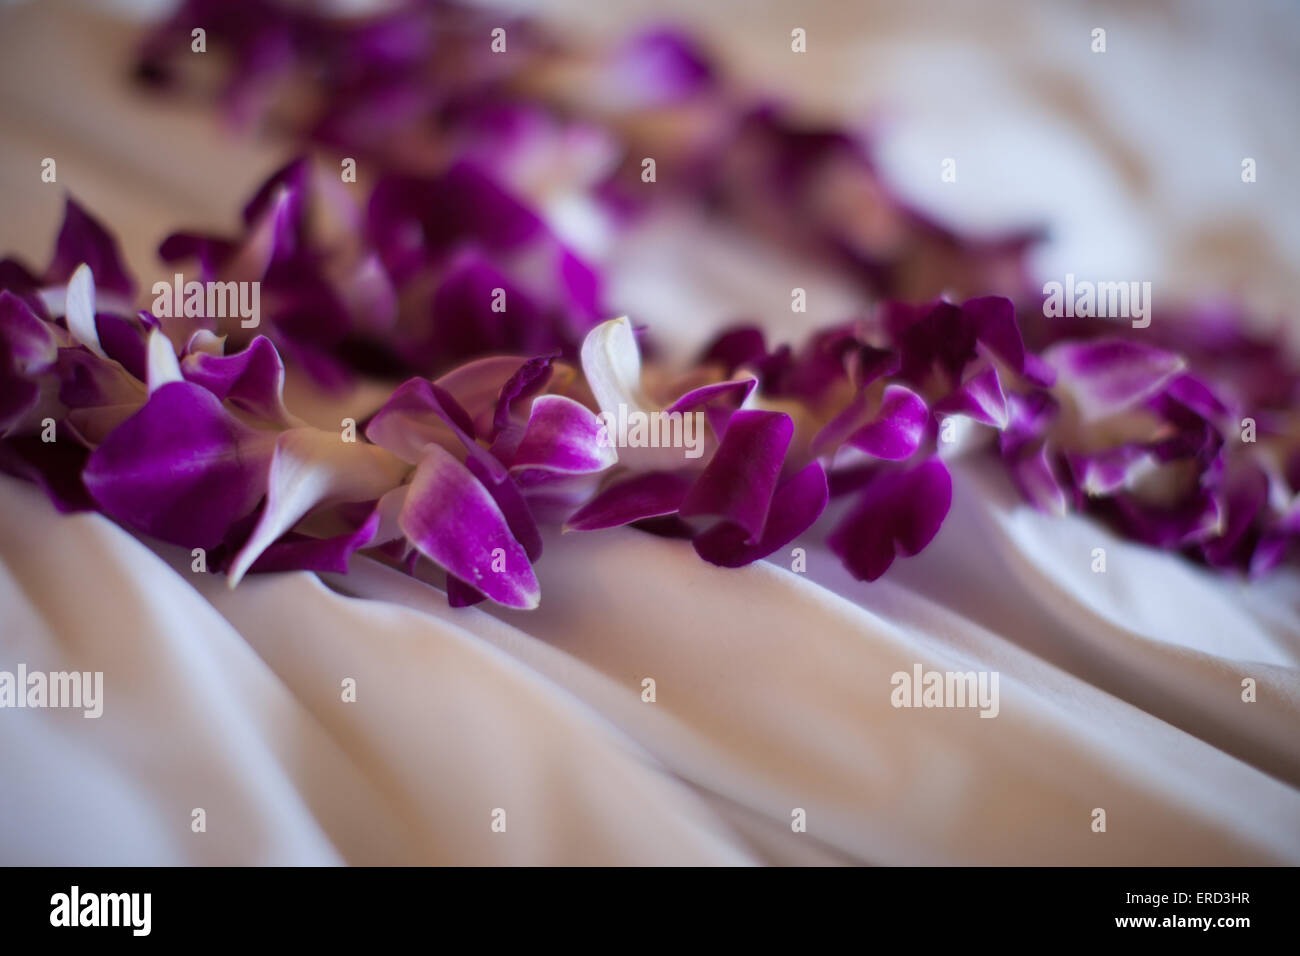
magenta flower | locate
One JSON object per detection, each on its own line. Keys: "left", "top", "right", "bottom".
{"left": 364, "top": 353, "right": 616, "bottom": 608}
{"left": 567, "top": 316, "right": 828, "bottom": 568}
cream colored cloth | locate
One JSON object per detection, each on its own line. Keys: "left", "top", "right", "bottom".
{"left": 1, "top": 0, "right": 1297, "bottom": 865}
{"left": 4, "top": 461, "right": 1299, "bottom": 865}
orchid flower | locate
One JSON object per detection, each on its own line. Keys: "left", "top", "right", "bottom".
{"left": 160, "top": 156, "right": 398, "bottom": 389}
{"left": 361, "top": 348, "right": 616, "bottom": 608}
{"left": 54, "top": 266, "right": 408, "bottom": 586}
{"left": 161, "top": 152, "right": 611, "bottom": 390}
{"left": 693, "top": 298, "right": 1039, "bottom": 581}
{"left": 137, "top": 0, "right": 552, "bottom": 151}
{"left": 4, "top": 198, "right": 620, "bottom": 610}
{"left": 0, "top": 200, "right": 409, "bottom": 586}
{"left": 1020, "top": 337, "right": 1298, "bottom": 575}
{"left": 567, "top": 316, "right": 829, "bottom": 569}
{"left": 366, "top": 160, "right": 608, "bottom": 369}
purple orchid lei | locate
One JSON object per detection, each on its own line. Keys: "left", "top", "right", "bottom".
{"left": 1, "top": 2, "right": 1297, "bottom": 611}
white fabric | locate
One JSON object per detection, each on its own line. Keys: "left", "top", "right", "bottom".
{"left": 1, "top": 0, "right": 1298, "bottom": 865}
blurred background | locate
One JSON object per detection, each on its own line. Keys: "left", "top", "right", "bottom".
{"left": 1, "top": 0, "right": 1297, "bottom": 351}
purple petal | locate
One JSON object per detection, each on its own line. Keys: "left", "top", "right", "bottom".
{"left": 446, "top": 573, "right": 488, "bottom": 609}
{"left": 664, "top": 377, "right": 756, "bottom": 416}
{"left": 363, "top": 376, "right": 509, "bottom": 544}
{"left": 1004, "top": 390, "right": 1059, "bottom": 439}
{"left": 693, "top": 461, "right": 828, "bottom": 567}
{"left": 83, "top": 381, "right": 272, "bottom": 548}
{"left": 850, "top": 344, "right": 902, "bottom": 389}
{"left": 158, "top": 232, "right": 238, "bottom": 283}
{"left": 889, "top": 299, "right": 974, "bottom": 384}
{"left": 810, "top": 392, "right": 872, "bottom": 458}
{"left": 370, "top": 380, "right": 529, "bottom": 547}
{"left": 663, "top": 376, "right": 756, "bottom": 445}
{"left": 463, "top": 453, "right": 543, "bottom": 562}
{"left": 181, "top": 335, "right": 293, "bottom": 425}
{"left": 1105, "top": 488, "right": 1222, "bottom": 550}
{"left": 933, "top": 364, "right": 1008, "bottom": 428}
{"left": 435, "top": 355, "right": 534, "bottom": 437}
{"left": 241, "top": 156, "right": 310, "bottom": 234}
{"left": 610, "top": 28, "right": 715, "bottom": 107}
{"left": 95, "top": 312, "right": 149, "bottom": 382}
{"left": 565, "top": 471, "right": 694, "bottom": 531}
{"left": 678, "top": 409, "right": 793, "bottom": 541}
{"left": 0, "top": 258, "right": 51, "bottom": 319}
{"left": 338, "top": 253, "right": 398, "bottom": 333}
{"left": 366, "top": 164, "right": 545, "bottom": 281}
{"left": 1067, "top": 444, "right": 1156, "bottom": 497}
{"left": 963, "top": 295, "right": 1026, "bottom": 376}
{"left": 365, "top": 377, "right": 475, "bottom": 465}
{"left": 229, "top": 425, "right": 407, "bottom": 584}
{"left": 1202, "top": 464, "right": 1269, "bottom": 569}
{"left": 492, "top": 352, "right": 556, "bottom": 438}
{"left": 1161, "top": 372, "right": 1230, "bottom": 422}
{"left": 1003, "top": 439, "right": 1069, "bottom": 516}
{"left": 1020, "top": 352, "right": 1058, "bottom": 388}
{"left": 0, "top": 291, "right": 58, "bottom": 433}
{"left": 558, "top": 247, "right": 603, "bottom": 323}
{"left": 844, "top": 385, "right": 929, "bottom": 460}
{"left": 229, "top": 180, "right": 300, "bottom": 281}
{"left": 431, "top": 162, "right": 547, "bottom": 253}
{"left": 1249, "top": 531, "right": 1294, "bottom": 578}
{"left": 507, "top": 394, "right": 617, "bottom": 475}
{"left": 45, "top": 199, "right": 135, "bottom": 298}
{"left": 828, "top": 458, "right": 952, "bottom": 581}
{"left": 759, "top": 327, "right": 858, "bottom": 402}
{"left": 56, "top": 347, "right": 144, "bottom": 411}
{"left": 427, "top": 254, "right": 546, "bottom": 365}
{"left": 248, "top": 508, "right": 382, "bottom": 576}
{"left": 1045, "top": 339, "right": 1186, "bottom": 422}
{"left": 701, "top": 326, "right": 767, "bottom": 374}
{"left": 398, "top": 444, "right": 539, "bottom": 609}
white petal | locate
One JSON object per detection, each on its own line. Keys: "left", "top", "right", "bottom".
{"left": 372, "top": 484, "right": 410, "bottom": 547}
{"left": 579, "top": 316, "right": 650, "bottom": 417}
{"left": 228, "top": 427, "right": 408, "bottom": 586}
{"left": 146, "top": 329, "right": 183, "bottom": 393}
{"left": 184, "top": 329, "right": 226, "bottom": 357}
{"left": 227, "top": 186, "right": 291, "bottom": 281}
{"left": 66, "top": 263, "right": 107, "bottom": 358}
